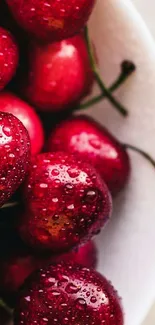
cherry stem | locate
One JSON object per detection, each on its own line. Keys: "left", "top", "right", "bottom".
{"left": 1, "top": 201, "right": 19, "bottom": 209}
{"left": 83, "top": 26, "right": 130, "bottom": 117}
{"left": 123, "top": 144, "right": 155, "bottom": 168}
{"left": 0, "top": 298, "right": 13, "bottom": 316}
{"left": 79, "top": 60, "right": 136, "bottom": 110}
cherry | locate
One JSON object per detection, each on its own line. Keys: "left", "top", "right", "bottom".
{"left": 0, "top": 27, "right": 18, "bottom": 91}
{"left": 6, "top": 0, "right": 96, "bottom": 42}
{"left": 0, "top": 254, "right": 40, "bottom": 299}
{"left": 47, "top": 115, "right": 130, "bottom": 196}
{"left": 0, "top": 92, "right": 44, "bottom": 155}
{"left": 0, "top": 241, "right": 96, "bottom": 302}
{"left": 0, "top": 112, "right": 30, "bottom": 207}
{"left": 55, "top": 241, "right": 97, "bottom": 268}
{"left": 0, "top": 226, "right": 31, "bottom": 300}
{"left": 21, "top": 34, "right": 93, "bottom": 112}
{"left": 14, "top": 262, "right": 123, "bottom": 325}
{"left": 0, "top": 1, "right": 26, "bottom": 42}
{"left": 19, "top": 152, "right": 112, "bottom": 252}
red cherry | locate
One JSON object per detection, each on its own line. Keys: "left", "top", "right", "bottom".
{"left": 0, "top": 241, "right": 96, "bottom": 300}
{"left": 0, "top": 228, "right": 31, "bottom": 299}
{"left": 0, "top": 1, "right": 26, "bottom": 41}
{"left": 14, "top": 263, "right": 123, "bottom": 325}
{"left": 6, "top": 0, "right": 96, "bottom": 42}
{"left": 0, "top": 254, "right": 39, "bottom": 298}
{"left": 21, "top": 34, "right": 93, "bottom": 112}
{"left": 47, "top": 115, "right": 130, "bottom": 196}
{"left": 19, "top": 152, "right": 112, "bottom": 252}
{"left": 54, "top": 241, "right": 97, "bottom": 268}
{"left": 0, "top": 27, "right": 18, "bottom": 90}
{"left": 0, "top": 92, "right": 44, "bottom": 155}
{"left": 0, "top": 112, "right": 30, "bottom": 207}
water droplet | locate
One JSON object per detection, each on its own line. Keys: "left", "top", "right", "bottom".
{"left": 75, "top": 298, "right": 87, "bottom": 310}
{"left": 68, "top": 168, "right": 79, "bottom": 178}
{"left": 48, "top": 277, "right": 56, "bottom": 284}
{"left": 89, "top": 137, "right": 101, "bottom": 150}
{"left": 52, "top": 214, "right": 59, "bottom": 221}
{"left": 64, "top": 184, "right": 74, "bottom": 194}
{"left": 52, "top": 197, "right": 58, "bottom": 203}
{"left": 51, "top": 290, "right": 60, "bottom": 296}
{"left": 51, "top": 169, "right": 59, "bottom": 176}
{"left": 42, "top": 318, "right": 48, "bottom": 322}
{"left": 9, "top": 153, "right": 15, "bottom": 158}
{"left": 67, "top": 204, "right": 74, "bottom": 210}
{"left": 25, "top": 296, "right": 31, "bottom": 302}
{"left": 3, "top": 126, "right": 11, "bottom": 136}
{"left": 66, "top": 283, "right": 81, "bottom": 294}
{"left": 63, "top": 317, "right": 69, "bottom": 324}
{"left": 60, "top": 303, "right": 67, "bottom": 308}
{"left": 90, "top": 296, "right": 97, "bottom": 303}
{"left": 40, "top": 183, "right": 48, "bottom": 188}
{"left": 54, "top": 179, "right": 61, "bottom": 185}
{"left": 85, "top": 189, "right": 97, "bottom": 202}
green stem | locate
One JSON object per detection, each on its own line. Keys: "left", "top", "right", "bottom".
{"left": 80, "top": 60, "right": 135, "bottom": 109}
{"left": 123, "top": 144, "right": 155, "bottom": 168}
{"left": 0, "top": 298, "right": 13, "bottom": 316}
{"left": 79, "top": 94, "right": 103, "bottom": 109}
{"left": 110, "top": 61, "right": 136, "bottom": 91}
{"left": 1, "top": 202, "right": 19, "bottom": 209}
{"left": 84, "top": 26, "right": 132, "bottom": 116}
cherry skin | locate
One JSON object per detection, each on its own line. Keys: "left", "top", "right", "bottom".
{"left": 0, "top": 112, "right": 30, "bottom": 207}
{"left": 0, "top": 241, "right": 96, "bottom": 300}
{"left": 55, "top": 240, "right": 97, "bottom": 268}
{"left": 0, "top": 27, "right": 18, "bottom": 90}
{"left": 19, "top": 152, "right": 112, "bottom": 252}
{"left": 47, "top": 115, "right": 130, "bottom": 196}
{"left": 22, "top": 34, "right": 93, "bottom": 112}
{"left": 6, "top": 0, "right": 96, "bottom": 42}
{"left": 14, "top": 262, "right": 123, "bottom": 325}
{"left": 0, "top": 92, "right": 44, "bottom": 155}
{"left": 0, "top": 254, "right": 41, "bottom": 299}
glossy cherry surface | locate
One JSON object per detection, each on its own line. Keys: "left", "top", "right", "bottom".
{"left": 22, "top": 34, "right": 93, "bottom": 112}
{"left": 0, "top": 92, "right": 44, "bottom": 155}
{"left": 14, "top": 262, "right": 124, "bottom": 325}
{"left": 6, "top": 0, "right": 96, "bottom": 41}
{"left": 0, "top": 112, "right": 30, "bottom": 207}
{"left": 0, "top": 241, "right": 96, "bottom": 299}
{"left": 0, "top": 27, "right": 18, "bottom": 90}
{"left": 19, "top": 152, "right": 112, "bottom": 252}
{"left": 0, "top": 254, "right": 40, "bottom": 296}
{"left": 54, "top": 241, "right": 97, "bottom": 268}
{"left": 48, "top": 115, "right": 130, "bottom": 195}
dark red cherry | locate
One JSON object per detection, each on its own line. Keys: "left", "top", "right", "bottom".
{"left": 47, "top": 115, "right": 130, "bottom": 195}
{"left": 6, "top": 0, "right": 96, "bottom": 41}
{"left": 22, "top": 34, "right": 93, "bottom": 112}
{"left": 0, "top": 112, "right": 30, "bottom": 207}
{"left": 19, "top": 152, "right": 112, "bottom": 252}
{"left": 0, "top": 92, "right": 44, "bottom": 155}
{"left": 54, "top": 241, "right": 97, "bottom": 268}
{"left": 0, "top": 241, "right": 96, "bottom": 300}
{"left": 0, "top": 254, "right": 40, "bottom": 298}
{"left": 14, "top": 262, "right": 124, "bottom": 325}
{"left": 0, "top": 27, "right": 18, "bottom": 90}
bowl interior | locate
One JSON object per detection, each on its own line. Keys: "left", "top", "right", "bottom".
{"left": 85, "top": 1, "right": 155, "bottom": 324}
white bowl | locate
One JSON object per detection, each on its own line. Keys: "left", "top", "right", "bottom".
{"left": 85, "top": 1, "right": 155, "bottom": 324}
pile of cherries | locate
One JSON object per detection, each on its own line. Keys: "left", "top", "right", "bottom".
{"left": 0, "top": 0, "right": 151, "bottom": 324}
